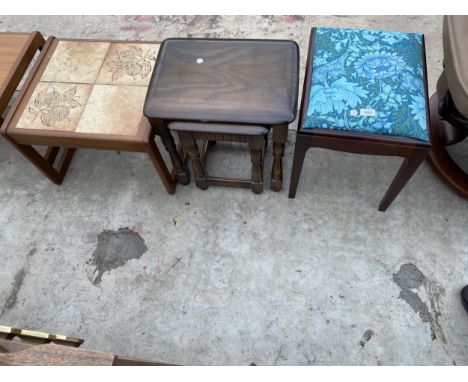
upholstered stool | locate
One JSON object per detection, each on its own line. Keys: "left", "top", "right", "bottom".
{"left": 169, "top": 122, "right": 268, "bottom": 194}
{"left": 288, "top": 27, "right": 431, "bottom": 211}
{"left": 1, "top": 37, "right": 177, "bottom": 194}
{"left": 427, "top": 16, "right": 468, "bottom": 198}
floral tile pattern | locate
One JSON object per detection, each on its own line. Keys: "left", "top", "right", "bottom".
{"left": 17, "top": 82, "right": 92, "bottom": 131}
{"left": 303, "top": 28, "right": 429, "bottom": 142}
{"left": 96, "top": 43, "right": 160, "bottom": 86}
{"left": 76, "top": 85, "right": 147, "bottom": 135}
{"left": 16, "top": 41, "right": 160, "bottom": 135}
{"left": 41, "top": 41, "right": 110, "bottom": 84}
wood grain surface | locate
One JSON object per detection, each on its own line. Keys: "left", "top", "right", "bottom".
{"left": 145, "top": 39, "right": 299, "bottom": 125}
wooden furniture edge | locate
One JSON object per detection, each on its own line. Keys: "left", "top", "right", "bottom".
{"left": 0, "top": 31, "right": 45, "bottom": 116}
{"left": 2, "top": 37, "right": 161, "bottom": 150}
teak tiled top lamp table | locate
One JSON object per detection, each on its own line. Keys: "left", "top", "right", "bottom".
{"left": 144, "top": 38, "right": 299, "bottom": 192}
{"left": 1, "top": 37, "right": 177, "bottom": 194}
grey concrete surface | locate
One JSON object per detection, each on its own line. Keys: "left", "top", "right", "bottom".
{"left": 0, "top": 16, "right": 468, "bottom": 365}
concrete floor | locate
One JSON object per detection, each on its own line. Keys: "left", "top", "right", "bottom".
{"left": 0, "top": 16, "right": 467, "bottom": 365}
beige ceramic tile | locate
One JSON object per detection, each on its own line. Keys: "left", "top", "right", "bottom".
{"left": 41, "top": 41, "right": 110, "bottom": 84}
{"left": 76, "top": 85, "right": 147, "bottom": 136}
{"left": 96, "top": 43, "right": 160, "bottom": 86}
{"left": 17, "top": 82, "right": 93, "bottom": 132}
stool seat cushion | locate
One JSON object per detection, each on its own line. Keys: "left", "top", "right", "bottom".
{"left": 303, "top": 27, "right": 429, "bottom": 142}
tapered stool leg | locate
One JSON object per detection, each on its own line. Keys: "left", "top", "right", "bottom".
{"left": 378, "top": 148, "right": 430, "bottom": 211}
{"left": 288, "top": 135, "right": 309, "bottom": 199}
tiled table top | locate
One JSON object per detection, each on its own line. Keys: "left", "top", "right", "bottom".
{"left": 15, "top": 40, "right": 160, "bottom": 137}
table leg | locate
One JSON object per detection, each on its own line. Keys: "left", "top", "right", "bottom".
{"left": 249, "top": 136, "right": 264, "bottom": 194}
{"left": 378, "top": 148, "right": 429, "bottom": 212}
{"left": 9, "top": 140, "right": 74, "bottom": 185}
{"left": 178, "top": 131, "right": 208, "bottom": 190}
{"left": 271, "top": 124, "right": 288, "bottom": 192}
{"left": 149, "top": 118, "right": 190, "bottom": 185}
{"left": 144, "top": 130, "right": 176, "bottom": 194}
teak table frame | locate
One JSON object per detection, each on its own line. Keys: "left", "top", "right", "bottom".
{"left": 1, "top": 37, "right": 178, "bottom": 194}
{"left": 288, "top": 28, "right": 432, "bottom": 211}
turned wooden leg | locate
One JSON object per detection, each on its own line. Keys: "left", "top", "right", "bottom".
{"left": 271, "top": 124, "right": 288, "bottom": 192}
{"left": 178, "top": 131, "right": 208, "bottom": 190}
{"left": 149, "top": 118, "right": 190, "bottom": 185}
{"left": 378, "top": 148, "right": 430, "bottom": 211}
{"left": 288, "top": 134, "right": 310, "bottom": 199}
{"left": 144, "top": 130, "right": 176, "bottom": 194}
{"left": 249, "top": 136, "right": 264, "bottom": 194}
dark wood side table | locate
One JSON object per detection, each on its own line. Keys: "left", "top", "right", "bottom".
{"left": 144, "top": 38, "right": 299, "bottom": 191}
{"left": 0, "top": 32, "right": 45, "bottom": 125}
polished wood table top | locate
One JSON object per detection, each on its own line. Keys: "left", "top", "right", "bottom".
{"left": 0, "top": 33, "right": 30, "bottom": 87}
{"left": 144, "top": 38, "right": 299, "bottom": 125}
{"left": 0, "top": 32, "right": 43, "bottom": 116}
{"left": 0, "top": 338, "right": 172, "bottom": 366}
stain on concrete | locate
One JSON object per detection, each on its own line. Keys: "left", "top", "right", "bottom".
{"left": 88, "top": 227, "right": 147, "bottom": 286}
{"left": 359, "top": 329, "right": 375, "bottom": 348}
{"left": 3, "top": 268, "right": 26, "bottom": 312}
{"left": 393, "top": 263, "right": 446, "bottom": 342}
{"left": 274, "top": 344, "right": 286, "bottom": 365}
{"left": 1, "top": 248, "right": 36, "bottom": 315}
{"left": 393, "top": 263, "right": 425, "bottom": 289}
{"left": 27, "top": 248, "right": 37, "bottom": 258}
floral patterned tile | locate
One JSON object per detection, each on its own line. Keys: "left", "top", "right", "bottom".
{"left": 17, "top": 82, "right": 93, "bottom": 131}
{"left": 75, "top": 85, "right": 147, "bottom": 135}
{"left": 41, "top": 41, "right": 110, "bottom": 84}
{"left": 95, "top": 43, "right": 160, "bottom": 86}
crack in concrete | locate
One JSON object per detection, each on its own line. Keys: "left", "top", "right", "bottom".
{"left": 393, "top": 263, "right": 446, "bottom": 343}
{"left": 1, "top": 248, "right": 36, "bottom": 316}
{"left": 3, "top": 268, "right": 26, "bottom": 312}
{"left": 87, "top": 227, "right": 147, "bottom": 286}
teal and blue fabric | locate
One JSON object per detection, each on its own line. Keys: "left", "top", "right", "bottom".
{"left": 303, "top": 27, "right": 429, "bottom": 141}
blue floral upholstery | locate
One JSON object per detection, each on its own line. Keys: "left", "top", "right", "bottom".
{"left": 303, "top": 28, "right": 429, "bottom": 141}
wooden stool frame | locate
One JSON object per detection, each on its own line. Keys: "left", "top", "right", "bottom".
{"left": 173, "top": 128, "right": 268, "bottom": 194}
{"left": 288, "top": 29, "right": 432, "bottom": 211}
